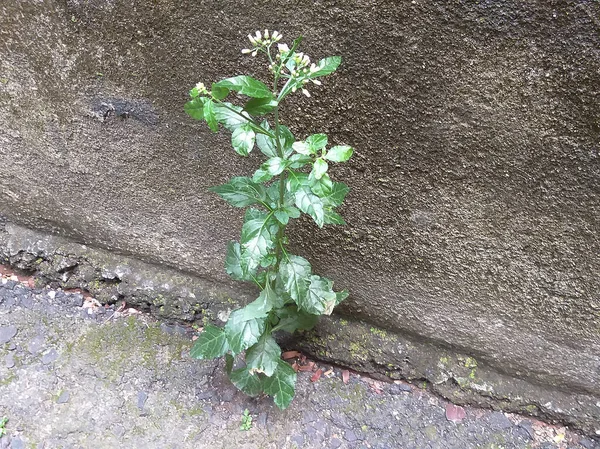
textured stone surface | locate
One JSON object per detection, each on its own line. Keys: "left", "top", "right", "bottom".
{"left": 0, "top": 276, "right": 596, "bottom": 448}
{"left": 0, "top": 0, "right": 599, "bottom": 431}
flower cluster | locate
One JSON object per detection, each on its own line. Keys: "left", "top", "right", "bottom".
{"left": 241, "top": 29, "right": 283, "bottom": 57}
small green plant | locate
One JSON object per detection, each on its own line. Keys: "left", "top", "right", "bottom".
{"left": 0, "top": 416, "right": 8, "bottom": 437}
{"left": 239, "top": 408, "right": 253, "bottom": 431}
{"left": 186, "top": 30, "right": 353, "bottom": 409}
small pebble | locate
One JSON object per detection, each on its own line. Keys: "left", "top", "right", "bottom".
{"left": 57, "top": 391, "right": 70, "bottom": 404}
{"left": 4, "top": 353, "right": 14, "bottom": 369}
{"left": 0, "top": 325, "right": 17, "bottom": 344}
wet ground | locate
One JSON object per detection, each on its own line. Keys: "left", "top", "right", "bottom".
{"left": 0, "top": 270, "right": 598, "bottom": 449}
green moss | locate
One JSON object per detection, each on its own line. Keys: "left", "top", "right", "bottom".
{"left": 0, "top": 372, "right": 17, "bottom": 386}
{"left": 464, "top": 357, "right": 477, "bottom": 369}
{"left": 369, "top": 327, "right": 387, "bottom": 338}
{"left": 339, "top": 319, "right": 348, "bottom": 326}
{"left": 524, "top": 404, "right": 538, "bottom": 413}
{"left": 349, "top": 342, "right": 368, "bottom": 361}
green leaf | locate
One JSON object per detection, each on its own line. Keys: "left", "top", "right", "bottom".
{"left": 209, "top": 177, "right": 267, "bottom": 208}
{"left": 214, "top": 75, "right": 273, "bottom": 99}
{"left": 323, "top": 208, "right": 346, "bottom": 225}
{"left": 240, "top": 209, "right": 278, "bottom": 270}
{"left": 289, "top": 154, "right": 312, "bottom": 169}
{"left": 278, "top": 255, "right": 312, "bottom": 303}
{"left": 225, "top": 241, "right": 256, "bottom": 281}
{"left": 252, "top": 157, "right": 287, "bottom": 183}
{"left": 190, "top": 324, "right": 229, "bottom": 360}
{"left": 203, "top": 100, "right": 218, "bottom": 132}
{"left": 246, "top": 333, "right": 281, "bottom": 377}
{"left": 237, "top": 283, "right": 283, "bottom": 321}
{"left": 278, "top": 125, "right": 295, "bottom": 157}
{"left": 184, "top": 97, "right": 207, "bottom": 120}
{"left": 231, "top": 124, "right": 255, "bottom": 156}
{"left": 309, "top": 56, "right": 342, "bottom": 78}
{"left": 256, "top": 120, "right": 278, "bottom": 158}
{"left": 211, "top": 82, "right": 229, "bottom": 100}
{"left": 321, "top": 182, "right": 349, "bottom": 207}
{"left": 295, "top": 187, "right": 325, "bottom": 227}
{"left": 214, "top": 102, "right": 251, "bottom": 131}
{"left": 263, "top": 359, "right": 297, "bottom": 410}
{"left": 306, "top": 134, "right": 328, "bottom": 152}
{"left": 244, "top": 97, "right": 278, "bottom": 115}
{"left": 225, "top": 309, "right": 267, "bottom": 354}
{"left": 272, "top": 305, "right": 319, "bottom": 333}
{"left": 335, "top": 289, "right": 349, "bottom": 305}
{"left": 309, "top": 173, "right": 333, "bottom": 197}
{"left": 229, "top": 367, "right": 263, "bottom": 396}
{"left": 292, "top": 141, "right": 311, "bottom": 155}
{"left": 311, "top": 159, "right": 328, "bottom": 180}
{"left": 274, "top": 206, "right": 301, "bottom": 225}
{"left": 189, "top": 87, "right": 200, "bottom": 98}
{"left": 299, "top": 275, "right": 337, "bottom": 315}
{"left": 325, "top": 145, "right": 353, "bottom": 162}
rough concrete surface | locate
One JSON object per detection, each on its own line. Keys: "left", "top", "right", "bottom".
{"left": 2, "top": 221, "right": 599, "bottom": 434}
{"left": 0, "top": 0, "right": 599, "bottom": 432}
{"left": 1, "top": 271, "right": 598, "bottom": 449}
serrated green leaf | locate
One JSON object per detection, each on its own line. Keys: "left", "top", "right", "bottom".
{"left": 184, "top": 97, "right": 207, "bottom": 120}
{"left": 278, "top": 125, "right": 295, "bottom": 157}
{"left": 309, "top": 173, "right": 333, "bottom": 197}
{"left": 311, "top": 158, "right": 328, "bottom": 180}
{"left": 240, "top": 209, "right": 278, "bottom": 270}
{"left": 274, "top": 209, "right": 290, "bottom": 225}
{"left": 295, "top": 187, "right": 325, "bottom": 227}
{"left": 214, "top": 75, "right": 273, "bottom": 99}
{"left": 231, "top": 124, "right": 255, "bottom": 156}
{"left": 209, "top": 177, "right": 267, "bottom": 208}
{"left": 289, "top": 153, "right": 312, "bottom": 169}
{"left": 225, "top": 309, "right": 267, "bottom": 354}
{"left": 306, "top": 134, "right": 328, "bottom": 152}
{"left": 325, "top": 145, "right": 353, "bottom": 162}
{"left": 298, "top": 275, "right": 337, "bottom": 315}
{"left": 323, "top": 208, "right": 346, "bottom": 225}
{"left": 272, "top": 305, "right": 319, "bottom": 333}
{"left": 246, "top": 333, "right": 281, "bottom": 377}
{"left": 214, "top": 102, "right": 251, "bottom": 131}
{"left": 321, "top": 182, "right": 349, "bottom": 207}
{"left": 256, "top": 120, "right": 278, "bottom": 158}
{"left": 237, "top": 283, "right": 283, "bottom": 321}
{"left": 263, "top": 359, "right": 297, "bottom": 410}
{"left": 292, "top": 141, "right": 312, "bottom": 155}
{"left": 225, "top": 240, "right": 256, "bottom": 281}
{"left": 244, "top": 97, "right": 278, "bottom": 115}
{"left": 253, "top": 157, "right": 287, "bottom": 183}
{"left": 309, "top": 56, "right": 342, "bottom": 78}
{"left": 203, "top": 99, "right": 218, "bottom": 132}
{"left": 278, "top": 255, "right": 312, "bottom": 303}
{"left": 335, "top": 289, "right": 349, "bottom": 305}
{"left": 229, "top": 366, "right": 263, "bottom": 396}
{"left": 190, "top": 324, "right": 229, "bottom": 360}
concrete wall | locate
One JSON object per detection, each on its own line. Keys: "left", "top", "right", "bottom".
{"left": 1, "top": 0, "right": 599, "bottom": 425}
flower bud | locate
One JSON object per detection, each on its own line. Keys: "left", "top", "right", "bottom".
{"left": 278, "top": 43, "right": 290, "bottom": 53}
{"left": 310, "top": 63, "right": 318, "bottom": 73}
{"left": 264, "top": 29, "right": 269, "bottom": 39}
{"left": 292, "top": 86, "right": 297, "bottom": 93}
{"left": 275, "top": 34, "right": 282, "bottom": 41}
{"left": 241, "top": 48, "right": 252, "bottom": 54}
{"left": 272, "top": 31, "right": 280, "bottom": 40}
{"left": 248, "top": 34, "right": 256, "bottom": 45}
{"left": 311, "top": 79, "right": 322, "bottom": 85}
{"left": 302, "top": 88, "right": 311, "bottom": 98}
{"left": 252, "top": 50, "right": 258, "bottom": 57}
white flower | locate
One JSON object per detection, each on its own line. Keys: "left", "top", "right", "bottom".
{"left": 292, "top": 86, "right": 297, "bottom": 93}
{"left": 302, "top": 88, "right": 311, "bottom": 97}
{"left": 255, "top": 30, "right": 262, "bottom": 41}
{"left": 195, "top": 82, "right": 206, "bottom": 92}
{"left": 251, "top": 50, "right": 258, "bottom": 57}
{"left": 311, "top": 79, "right": 322, "bottom": 85}
{"left": 310, "top": 63, "right": 318, "bottom": 73}
{"left": 248, "top": 34, "right": 256, "bottom": 45}
{"left": 272, "top": 31, "right": 281, "bottom": 40}
{"left": 264, "top": 29, "right": 269, "bottom": 39}
{"left": 302, "top": 55, "right": 310, "bottom": 66}
{"left": 241, "top": 48, "right": 252, "bottom": 54}
{"left": 278, "top": 43, "right": 290, "bottom": 53}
